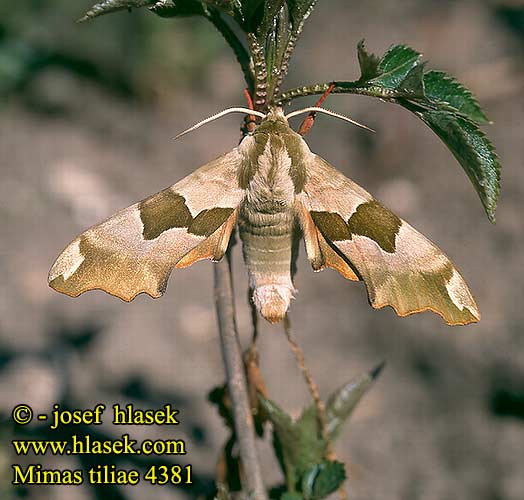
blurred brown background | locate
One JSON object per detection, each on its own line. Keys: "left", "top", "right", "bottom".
{"left": 1, "top": 1, "right": 523, "bottom": 499}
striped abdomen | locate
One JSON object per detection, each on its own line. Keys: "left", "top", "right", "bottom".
{"left": 239, "top": 206, "right": 296, "bottom": 323}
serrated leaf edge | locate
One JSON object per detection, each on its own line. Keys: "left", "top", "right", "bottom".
{"left": 424, "top": 70, "right": 490, "bottom": 124}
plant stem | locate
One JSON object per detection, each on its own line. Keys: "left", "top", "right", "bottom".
{"left": 214, "top": 252, "right": 268, "bottom": 500}
{"left": 247, "top": 33, "right": 268, "bottom": 111}
{"left": 283, "top": 316, "right": 334, "bottom": 460}
{"left": 279, "top": 81, "right": 406, "bottom": 104}
{"left": 272, "top": 28, "right": 302, "bottom": 99}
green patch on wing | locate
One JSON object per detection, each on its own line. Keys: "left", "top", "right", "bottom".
{"left": 348, "top": 200, "right": 401, "bottom": 253}
{"left": 371, "top": 264, "right": 479, "bottom": 325}
{"left": 140, "top": 191, "right": 234, "bottom": 239}
{"left": 139, "top": 191, "right": 192, "bottom": 240}
{"left": 49, "top": 235, "right": 168, "bottom": 300}
{"left": 310, "top": 212, "right": 352, "bottom": 242}
{"left": 188, "top": 207, "right": 234, "bottom": 236}
{"left": 311, "top": 200, "right": 401, "bottom": 252}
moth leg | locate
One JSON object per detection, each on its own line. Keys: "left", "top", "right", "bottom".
{"left": 298, "top": 82, "right": 336, "bottom": 136}
{"left": 242, "top": 88, "right": 258, "bottom": 134}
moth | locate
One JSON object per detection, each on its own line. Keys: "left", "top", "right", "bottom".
{"left": 49, "top": 106, "right": 480, "bottom": 325}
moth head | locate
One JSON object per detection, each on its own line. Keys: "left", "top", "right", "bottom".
{"left": 264, "top": 106, "right": 287, "bottom": 122}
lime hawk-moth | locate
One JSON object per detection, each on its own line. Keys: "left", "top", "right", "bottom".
{"left": 48, "top": 106, "right": 480, "bottom": 325}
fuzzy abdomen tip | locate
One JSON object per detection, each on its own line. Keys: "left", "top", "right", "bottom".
{"left": 253, "top": 284, "right": 294, "bottom": 323}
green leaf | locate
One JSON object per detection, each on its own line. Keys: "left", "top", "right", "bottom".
{"left": 149, "top": 0, "right": 207, "bottom": 17}
{"left": 337, "top": 44, "right": 424, "bottom": 100}
{"left": 397, "top": 62, "right": 426, "bottom": 99}
{"left": 423, "top": 70, "right": 489, "bottom": 124}
{"left": 416, "top": 109, "right": 500, "bottom": 222}
{"left": 202, "top": 0, "right": 242, "bottom": 20}
{"left": 353, "top": 44, "right": 499, "bottom": 220}
{"left": 287, "top": 0, "right": 317, "bottom": 28}
{"left": 301, "top": 461, "right": 346, "bottom": 500}
{"left": 370, "top": 44, "right": 421, "bottom": 89}
{"left": 282, "top": 42, "right": 500, "bottom": 221}
{"left": 326, "top": 362, "right": 384, "bottom": 440}
{"left": 357, "top": 40, "right": 380, "bottom": 81}
{"left": 281, "top": 493, "right": 303, "bottom": 500}
{"left": 261, "top": 0, "right": 287, "bottom": 36}
{"left": 240, "top": 0, "right": 287, "bottom": 36}
{"left": 260, "top": 365, "right": 382, "bottom": 496}
{"left": 259, "top": 395, "right": 326, "bottom": 480}
{"left": 241, "top": 0, "right": 266, "bottom": 32}
{"left": 259, "top": 396, "right": 296, "bottom": 433}
{"left": 78, "top": 0, "right": 156, "bottom": 22}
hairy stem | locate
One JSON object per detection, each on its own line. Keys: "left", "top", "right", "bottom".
{"left": 265, "top": 5, "right": 287, "bottom": 103}
{"left": 214, "top": 252, "right": 268, "bottom": 500}
{"left": 273, "top": 0, "right": 318, "bottom": 98}
{"left": 279, "top": 82, "right": 334, "bottom": 103}
{"left": 273, "top": 25, "right": 302, "bottom": 99}
{"left": 279, "top": 81, "right": 403, "bottom": 104}
{"left": 247, "top": 33, "right": 269, "bottom": 111}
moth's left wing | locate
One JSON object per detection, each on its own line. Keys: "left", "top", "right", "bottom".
{"left": 49, "top": 150, "right": 244, "bottom": 301}
{"left": 298, "top": 155, "right": 480, "bottom": 325}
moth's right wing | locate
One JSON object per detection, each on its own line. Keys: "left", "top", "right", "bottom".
{"left": 297, "top": 154, "right": 480, "bottom": 325}
{"left": 49, "top": 149, "right": 245, "bottom": 301}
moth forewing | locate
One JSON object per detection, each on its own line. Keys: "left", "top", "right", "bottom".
{"left": 300, "top": 155, "right": 480, "bottom": 325}
{"left": 48, "top": 150, "right": 245, "bottom": 301}
{"left": 175, "top": 208, "right": 239, "bottom": 268}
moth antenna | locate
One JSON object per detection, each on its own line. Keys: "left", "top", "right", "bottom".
{"left": 286, "top": 107, "right": 375, "bottom": 133}
{"left": 174, "top": 107, "right": 266, "bottom": 140}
